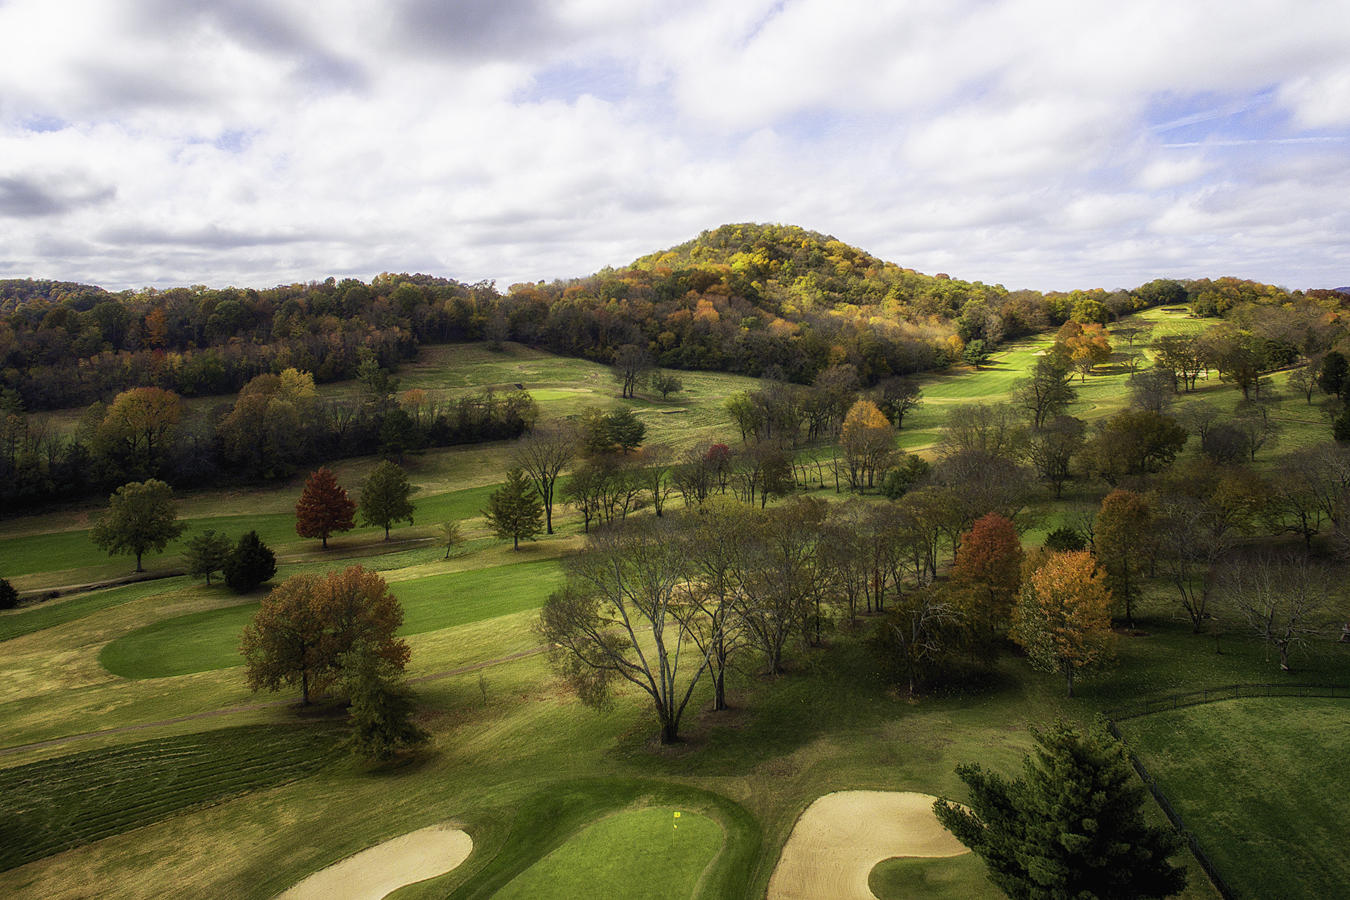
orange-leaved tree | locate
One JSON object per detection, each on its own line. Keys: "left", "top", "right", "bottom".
{"left": 839, "top": 398, "right": 896, "bottom": 490}
{"left": 1011, "top": 550, "right": 1115, "bottom": 697}
{"left": 295, "top": 467, "right": 357, "bottom": 549}
{"left": 240, "top": 565, "right": 409, "bottom": 705}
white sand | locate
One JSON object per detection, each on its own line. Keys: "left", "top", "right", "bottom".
{"left": 278, "top": 823, "right": 473, "bottom": 900}
{"left": 767, "top": 791, "right": 968, "bottom": 900}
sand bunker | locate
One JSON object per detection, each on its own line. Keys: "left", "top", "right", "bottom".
{"left": 767, "top": 791, "right": 968, "bottom": 900}
{"left": 279, "top": 823, "right": 472, "bottom": 900}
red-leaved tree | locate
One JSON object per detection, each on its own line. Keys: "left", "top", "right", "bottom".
{"left": 295, "top": 467, "right": 356, "bottom": 549}
{"left": 952, "top": 512, "right": 1025, "bottom": 656}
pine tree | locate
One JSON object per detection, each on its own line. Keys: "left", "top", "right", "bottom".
{"left": 483, "top": 468, "right": 544, "bottom": 550}
{"left": 223, "top": 530, "right": 277, "bottom": 594}
{"left": 341, "top": 640, "right": 428, "bottom": 762}
{"left": 935, "top": 719, "right": 1187, "bottom": 900}
{"left": 295, "top": 467, "right": 357, "bottom": 549}
{"left": 359, "top": 460, "right": 415, "bottom": 540}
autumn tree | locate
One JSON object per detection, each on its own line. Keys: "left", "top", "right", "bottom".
{"left": 935, "top": 719, "right": 1187, "bottom": 899}
{"left": 295, "top": 467, "right": 357, "bottom": 549}
{"left": 538, "top": 518, "right": 706, "bottom": 743}
{"left": 95, "top": 387, "right": 182, "bottom": 480}
{"left": 359, "top": 460, "right": 415, "bottom": 540}
{"left": 839, "top": 398, "right": 896, "bottom": 490}
{"left": 677, "top": 501, "right": 749, "bottom": 711}
{"left": 952, "top": 513, "right": 1024, "bottom": 656}
{"left": 90, "top": 479, "right": 186, "bottom": 573}
{"left": 223, "top": 530, "right": 277, "bottom": 593}
{"left": 1011, "top": 551, "right": 1116, "bottom": 697}
{"left": 1094, "top": 489, "right": 1154, "bottom": 628}
{"left": 483, "top": 468, "right": 544, "bottom": 550}
{"left": 240, "top": 565, "right": 410, "bottom": 705}
{"left": 1152, "top": 334, "right": 1205, "bottom": 392}
{"left": 217, "top": 369, "right": 317, "bottom": 479}
{"left": 511, "top": 422, "right": 577, "bottom": 534}
{"left": 1054, "top": 321, "right": 1112, "bottom": 382}
{"left": 184, "top": 528, "right": 232, "bottom": 586}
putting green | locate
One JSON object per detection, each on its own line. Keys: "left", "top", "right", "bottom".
{"left": 493, "top": 807, "right": 723, "bottom": 900}
{"left": 98, "top": 558, "right": 563, "bottom": 679}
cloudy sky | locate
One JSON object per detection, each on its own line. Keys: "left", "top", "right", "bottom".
{"left": 1, "top": 0, "right": 1349, "bottom": 293}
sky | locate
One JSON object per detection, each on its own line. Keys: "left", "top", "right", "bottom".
{"left": 1, "top": 0, "right": 1349, "bottom": 294}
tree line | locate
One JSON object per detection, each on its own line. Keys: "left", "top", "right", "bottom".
{"left": 0, "top": 366, "right": 533, "bottom": 513}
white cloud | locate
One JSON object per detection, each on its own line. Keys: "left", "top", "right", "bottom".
{"left": 0, "top": 0, "right": 1348, "bottom": 291}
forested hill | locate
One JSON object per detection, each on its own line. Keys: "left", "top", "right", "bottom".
{"left": 1, "top": 223, "right": 1338, "bottom": 412}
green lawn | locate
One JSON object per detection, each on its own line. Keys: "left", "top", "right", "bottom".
{"left": 493, "top": 806, "right": 723, "bottom": 900}
{"left": 1122, "top": 698, "right": 1350, "bottom": 900}
{"left": 98, "top": 557, "right": 565, "bottom": 679}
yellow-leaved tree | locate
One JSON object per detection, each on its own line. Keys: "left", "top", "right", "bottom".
{"left": 839, "top": 399, "right": 896, "bottom": 491}
{"left": 1011, "top": 550, "right": 1116, "bottom": 697}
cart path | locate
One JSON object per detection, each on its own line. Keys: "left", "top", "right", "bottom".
{"left": 0, "top": 644, "right": 547, "bottom": 758}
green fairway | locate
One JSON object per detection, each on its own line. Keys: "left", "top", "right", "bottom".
{"left": 98, "top": 557, "right": 565, "bottom": 679}
{"left": 0, "top": 723, "right": 343, "bottom": 872}
{"left": 869, "top": 853, "right": 996, "bottom": 899}
{"left": 493, "top": 806, "right": 723, "bottom": 900}
{"left": 1123, "top": 698, "right": 1350, "bottom": 900}
{"left": 0, "top": 577, "right": 192, "bottom": 644}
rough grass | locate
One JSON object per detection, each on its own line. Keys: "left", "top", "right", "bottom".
{"left": 491, "top": 805, "right": 724, "bottom": 900}
{"left": 0, "top": 722, "right": 343, "bottom": 872}
{"left": 99, "top": 557, "right": 565, "bottom": 679}
{"left": 1122, "top": 698, "right": 1350, "bottom": 900}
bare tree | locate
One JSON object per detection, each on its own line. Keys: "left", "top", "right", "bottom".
{"left": 610, "top": 343, "right": 654, "bottom": 399}
{"left": 1217, "top": 553, "right": 1337, "bottom": 671}
{"left": 511, "top": 422, "right": 578, "bottom": 534}
{"left": 538, "top": 518, "right": 708, "bottom": 743}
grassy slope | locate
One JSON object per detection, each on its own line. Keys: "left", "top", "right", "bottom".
{"left": 1122, "top": 698, "right": 1350, "bottom": 900}
{"left": 5, "top": 314, "right": 1344, "bottom": 898}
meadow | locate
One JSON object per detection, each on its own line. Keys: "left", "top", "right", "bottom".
{"left": 1, "top": 312, "right": 1346, "bottom": 899}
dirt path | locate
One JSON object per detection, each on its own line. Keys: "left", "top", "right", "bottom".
{"left": 0, "top": 645, "right": 546, "bottom": 757}
{"left": 766, "top": 791, "right": 968, "bottom": 900}
{"left": 277, "top": 823, "right": 473, "bottom": 900}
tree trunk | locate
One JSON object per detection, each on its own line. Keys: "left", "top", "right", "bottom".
{"left": 384, "top": 524, "right": 391, "bottom": 540}
{"left": 135, "top": 551, "right": 144, "bottom": 573}
{"left": 1064, "top": 663, "right": 1075, "bottom": 698}
{"left": 322, "top": 535, "right": 328, "bottom": 549}
{"left": 513, "top": 533, "right": 520, "bottom": 550}
{"left": 712, "top": 667, "right": 727, "bottom": 712}
{"left": 301, "top": 669, "right": 310, "bottom": 706}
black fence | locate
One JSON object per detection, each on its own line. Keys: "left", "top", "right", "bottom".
{"left": 1108, "top": 682, "right": 1350, "bottom": 722}
{"left": 1106, "top": 683, "right": 1350, "bottom": 900}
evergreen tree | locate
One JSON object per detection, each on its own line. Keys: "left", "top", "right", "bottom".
{"left": 934, "top": 719, "right": 1187, "bottom": 900}
{"left": 341, "top": 640, "right": 429, "bottom": 762}
{"left": 0, "top": 578, "right": 18, "bottom": 610}
{"left": 483, "top": 468, "right": 544, "bottom": 550}
{"left": 295, "top": 467, "right": 357, "bottom": 549}
{"left": 359, "top": 460, "right": 415, "bottom": 540}
{"left": 223, "top": 530, "right": 277, "bottom": 594}
{"left": 184, "top": 529, "right": 232, "bottom": 586}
